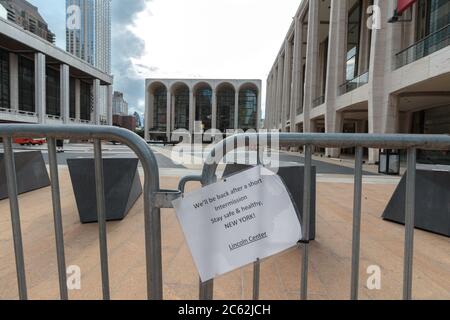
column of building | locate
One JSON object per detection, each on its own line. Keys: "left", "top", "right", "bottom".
{"left": 290, "top": 17, "right": 304, "bottom": 132}
{"left": 281, "top": 37, "right": 293, "bottom": 131}
{"left": 92, "top": 79, "right": 101, "bottom": 125}
{"left": 368, "top": 0, "right": 402, "bottom": 162}
{"left": 302, "top": 0, "right": 320, "bottom": 132}
{"left": 75, "top": 79, "right": 81, "bottom": 122}
{"left": 60, "top": 64, "right": 70, "bottom": 123}
{"left": 144, "top": 86, "right": 151, "bottom": 141}
{"left": 107, "top": 85, "right": 113, "bottom": 125}
{"left": 166, "top": 90, "right": 171, "bottom": 140}
{"left": 189, "top": 88, "right": 195, "bottom": 134}
{"left": 324, "top": 0, "right": 348, "bottom": 157}
{"left": 35, "top": 52, "right": 46, "bottom": 124}
{"left": 275, "top": 57, "right": 285, "bottom": 130}
{"left": 9, "top": 53, "right": 19, "bottom": 112}
{"left": 212, "top": 88, "right": 217, "bottom": 131}
{"left": 234, "top": 89, "right": 239, "bottom": 130}
{"left": 265, "top": 77, "right": 271, "bottom": 129}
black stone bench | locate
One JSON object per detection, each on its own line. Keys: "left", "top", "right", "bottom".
{"left": 67, "top": 158, "right": 142, "bottom": 224}
{"left": 0, "top": 151, "right": 50, "bottom": 200}
{"left": 382, "top": 165, "right": 450, "bottom": 237}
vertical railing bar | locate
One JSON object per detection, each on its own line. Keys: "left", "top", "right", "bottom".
{"left": 300, "top": 144, "right": 312, "bottom": 300}
{"left": 350, "top": 146, "right": 363, "bottom": 300}
{"left": 253, "top": 258, "right": 261, "bottom": 300}
{"left": 3, "top": 136, "right": 28, "bottom": 300}
{"left": 93, "top": 139, "right": 110, "bottom": 300}
{"left": 199, "top": 280, "right": 214, "bottom": 300}
{"left": 403, "top": 147, "right": 417, "bottom": 300}
{"left": 47, "top": 138, "right": 69, "bottom": 300}
{"left": 252, "top": 135, "right": 261, "bottom": 300}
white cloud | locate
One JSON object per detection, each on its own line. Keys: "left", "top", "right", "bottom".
{"left": 131, "top": 0, "right": 302, "bottom": 117}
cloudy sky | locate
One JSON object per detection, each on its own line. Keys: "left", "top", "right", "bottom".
{"left": 28, "top": 0, "right": 301, "bottom": 117}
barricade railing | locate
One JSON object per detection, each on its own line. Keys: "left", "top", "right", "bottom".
{"left": 0, "top": 124, "right": 180, "bottom": 300}
{"left": 179, "top": 132, "right": 450, "bottom": 300}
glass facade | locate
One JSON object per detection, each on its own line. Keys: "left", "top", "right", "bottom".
{"left": 195, "top": 87, "right": 212, "bottom": 131}
{"left": 412, "top": 105, "right": 450, "bottom": 164}
{"left": 69, "top": 77, "right": 76, "bottom": 118}
{"left": 416, "top": 0, "right": 450, "bottom": 39}
{"left": 173, "top": 86, "right": 189, "bottom": 129}
{"left": 0, "top": 48, "right": 9, "bottom": 110}
{"left": 18, "top": 56, "right": 35, "bottom": 113}
{"left": 46, "top": 66, "right": 61, "bottom": 116}
{"left": 153, "top": 86, "right": 167, "bottom": 132}
{"left": 79, "top": 80, "right": 91, "bottom": 121}
{"left": 346, "top": 0, "right": 362, "bottom": 81}
{"left": 217, "top": 86, "right": 235, "bottom": 131}
{"left": 238, "top": 88, "right": 258, "bottom": 130}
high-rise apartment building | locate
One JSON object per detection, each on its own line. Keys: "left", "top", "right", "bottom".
{"left": 66, "top": 0, "right": 111, "bottom": 73}
{"left": 112, "top": 91, "right": 128, "bottom": 115}
{"left": 0, "top": 0, "right": 55, "bottom": 43}
{"left": 66, "top": 0, "right": 112, "bottom": 124}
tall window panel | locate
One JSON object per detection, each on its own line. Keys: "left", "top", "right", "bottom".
{"left": 80, "top": 80, "right": 92, "bottom": 121}
{"left": 346, "top": 0, "right": 362, "bottom": 81}
{"left": 18, "top": 56, "right": 35, "bottom": 113}
{"left": 46, "top": 66, "right": 60, "bottom": 116}
{"left": 174, "top": 86, "right": 189, "bottom": 129}
{"left": 0, "top": 49, "right": 9, "bottom": 110}
{"left": 217, "top": 86, "right": 235, "bottom": 132}
{"left": 153, "top": 86, "right": 167, "bottom": 132}
{"left": 195, "top": 87, "right": 212, "bottom": 131}
{"left": 238, "top": 88, "right": 258, "bottom": 130}
{"left": 69, "top": 77, "right": 76, "bottom": 118}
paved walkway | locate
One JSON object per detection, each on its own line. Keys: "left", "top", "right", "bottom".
{"left": 0, "top": 169, "right": 448, "bottom": 300}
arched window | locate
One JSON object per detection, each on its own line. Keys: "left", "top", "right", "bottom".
{"left": 172, "top": 83, "right": 190, "bottom": 129}
{"left": 195, "top": 83, "right": 212, "bottom": 131}
{"left": 216, "top": 83, "right": 235, "bottom": 132}
{"left": 238, "top": 84, "right": 258, "bottom": 130}
{"left": 152, "top": 84, "right": 167, "bottom": 132}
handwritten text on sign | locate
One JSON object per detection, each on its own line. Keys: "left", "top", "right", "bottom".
{"left": 173, "top": 166, "right": 302, "bottom": 282}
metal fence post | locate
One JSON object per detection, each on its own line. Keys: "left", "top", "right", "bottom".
{"left": 94, "top": 139, "right": 111, "bottom": 300}
{"left": 350, "top": 146, "right": 363, "bottom": 300}
{"left": 3, "top": 137, "right": 28, "bottom": 300}
{"left": 300, "top": 144, "right": 312, "bottom": 300}
{"left": 403, "top": 148, "right": 417, "bottom": 300}
{"left": 48, "top": 138, "right": 69, "bottom": 300}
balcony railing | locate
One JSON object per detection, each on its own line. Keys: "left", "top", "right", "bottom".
{"left": 339, "top": 72, "right": 369, "bottom": 95}
{"left": 396, "top": 24, "right": 450, "bottom": 69}
{"left": 46, "top": 114, "right": 62, "bottom": 121}
{"left": 0, "top": 107, "right": 37, "bottom": 118}
{"left": 312, "top": 95, "right": 325, "bottom": 108}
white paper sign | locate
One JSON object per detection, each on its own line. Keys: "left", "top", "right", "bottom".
{"left": 172, "top": 166, "right": 302, "bottom": 282}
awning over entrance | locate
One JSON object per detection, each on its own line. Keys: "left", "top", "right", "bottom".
{"left": 397, "top": 0, "right": 417, "bottom": 15}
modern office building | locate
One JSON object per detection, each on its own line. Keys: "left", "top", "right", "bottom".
{"left": 144, "top": 79, "right": 262, "bottom": 141}
{"left": 0, "top": 17, "right": 113, "bottom": 125}
{"left": 0, "top": 0, "right": 55, "bottom": 43}
{"left": 265, "top": 0, "right": 450, "bottom": 163}
{"left": 112, "top": 91, "right": 129, "bottom": 115}
{"left": 66, "top": 0, "right": 112, "bottom": 124}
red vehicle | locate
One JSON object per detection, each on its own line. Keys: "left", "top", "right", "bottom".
{"left": 14, "top": 138, "right": 46, "bottom": 146}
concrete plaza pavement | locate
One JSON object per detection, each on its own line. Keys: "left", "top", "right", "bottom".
{"left": 0, "top": 163, "right": 449, "bottom": 300}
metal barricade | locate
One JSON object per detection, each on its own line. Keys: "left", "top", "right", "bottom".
{"left": 0, "top": 124, "right": 180, "bottom": 300}
{"left": 179, "top": 132, "right": 450, "bottom": 301}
